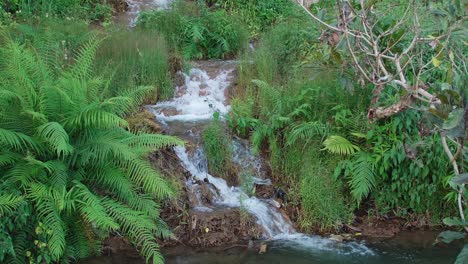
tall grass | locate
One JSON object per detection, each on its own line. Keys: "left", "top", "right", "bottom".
{"left": 299, "top": 149, "right": 353, "bottom": 232}
{"left": 202, "top": 114, "right": 234, "bottom": 181}
{"left": 6, "top": 19, "right": 175, "bottom": 104}
{"left": 95, "top": 29, "right": 174, "bottom": 102}
{"left": 1, "top": 0, "right": 113, "bottom": 23}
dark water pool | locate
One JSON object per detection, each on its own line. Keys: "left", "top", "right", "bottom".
{"left": 82, "top": 231, "right": 461, "bottom": 264}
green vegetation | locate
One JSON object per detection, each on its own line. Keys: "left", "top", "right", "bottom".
{"left": 228, "top": 0, "right": 465, "bottom": 232}
{"left": 202, "top": 113, "right": 233, "bottom": 180}
{"left": 0, "top": 0, "right": 466, "bottom": 262}
{"left": 95, "top": 30, "right": 174, "bottom": 101}
{"left": 0, "top": 0, "right": 114, "bottom": 24}
{"left": 138, "top": 1, "right": 248, "bottom": 59}
{"left": 0, "top": 33, "right": 182, "bottom": 263}
{"left": 209, "top": 0, "right": 297, "bottom": 37}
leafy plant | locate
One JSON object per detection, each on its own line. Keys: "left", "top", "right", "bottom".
{"left": 323, "top": 135, "right": 360, "bottom": 156}
{"left": 211, "top": 0, "right": 298, "bottom": 37}
{"left": 138, "top": 1, "right": 248, "bottom": 60}
{"left": 0, "top": 34, "right": 182, "bottom": 263}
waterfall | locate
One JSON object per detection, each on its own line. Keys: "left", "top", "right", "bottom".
{"left": 149, "top": 61, "right": 374, "bottom": 255}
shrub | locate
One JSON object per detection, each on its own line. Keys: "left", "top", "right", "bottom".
{"left": 1, "top": 0, "right": 114, "bottom": 22}
{"left": 211, "top": 0, "right": 297, "bottom": 37}
{"left": 0, "top": 34, "right": 182, "bottom": 263}
{"left": 138, "top": 1, "right": 248, "bottom": 60}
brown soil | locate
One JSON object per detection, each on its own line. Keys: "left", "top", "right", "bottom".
{"left": 109, "top": 0, "right": 129, "bottom": 14}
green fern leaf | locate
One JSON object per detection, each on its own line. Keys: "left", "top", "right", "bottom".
{"left": 349, "top": 153, "right": 376, "bottom": 204}
{"left": 323, "top": 135, "right": 360, "bottom": 155}
{"left": 0, "top": 194, "right": 24, "bottom": 215}
{"left": 37, "top": 122, "right": 73, "bottom": 156}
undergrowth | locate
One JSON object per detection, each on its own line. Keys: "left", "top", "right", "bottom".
{"left": 138, "top": 1, "right": 248, "bottom": 60}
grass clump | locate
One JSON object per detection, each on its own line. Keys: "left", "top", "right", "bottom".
{"left": 299, "top": 159, "right": 353, "bottom": 232}
{"left": 202, "top": 114, "right": 233, "bottom": 181}
{"left": 1, "top": 0, "right": 114, "bottom": 24}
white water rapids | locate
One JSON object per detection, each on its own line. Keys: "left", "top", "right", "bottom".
{"left": 149, "top": 61, "right": 374, "bottom": 256}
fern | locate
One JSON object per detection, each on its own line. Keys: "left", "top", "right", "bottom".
{"left": 286, "top": 121, "right": 329, "bottom": 145}
{"left": 349, "top": 153, "right": 376, "bottom": 204}
{"left": 0, "top": 34, "right": 180, "bottom": 263}
{"left": 37, "top": 122, "right": 73, "bottom": 156}
{"left": 0, "top": 194, "right": 24, "bottom": 215}
{"left": 323, "top": 135, "right": 360, "bottom": 155}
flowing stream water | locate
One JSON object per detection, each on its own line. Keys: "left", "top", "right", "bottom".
{"left": 82, "top": 61, "right": 459, "bottom": 264}
{"left": 83, "top": 2, "right": 459, "bottom": 263}
{"left": 149, "top": 61, "right": 373, "bottom": 254}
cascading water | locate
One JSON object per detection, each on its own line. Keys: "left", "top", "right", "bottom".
{"left": 150, "top": 61, "right": 374, "bottom": 255}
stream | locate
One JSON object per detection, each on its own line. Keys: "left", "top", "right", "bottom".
{"left": 84, "top": 2, "right": 460, "bottom": 263}
{"left": 81, "top": 61, "right": 460, "bottom": 263}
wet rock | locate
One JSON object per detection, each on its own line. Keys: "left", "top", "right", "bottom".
{"left": 109, "top": 0, "right": 129, "bottom": 14}
{"left": 126, "top": 108, "right": 161, "bottom": 133}
{"left": 330, "top": 234, "right": 344, "bottom": 242}
{"left": 275, "top": 187, "right": 287, "bottom": 202}
{"left": 268, "top": 199, "right": 281, "bottom": 209}
{"left": 160, "top": 108, "right": 180, "bottom": 117}
{"left": 248, "top": 240, "right": 254, "bottom": 249}
{"left": 259, "top": 244, "right": 267, "bottom": 254}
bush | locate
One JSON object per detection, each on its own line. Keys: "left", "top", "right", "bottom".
{"left": 138, "top": 1, "right": 248, "bottom": 59}
{"left": 211, "top": 0, "right": 297, "bottom": 37}
{"left": 0, "top": 33, "right": 182, "bottom": 263}
{"left": 0, "top": 0, "right": 114, "bottom": 22}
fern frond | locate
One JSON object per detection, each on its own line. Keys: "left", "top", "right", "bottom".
{"left": 66, "top": 36, "right": 102, "bottom": 80}
{"left": 102, "top": 199, "right": 165, "bottom": 264}
{"left": 251, "top": 122, "right": 270, "bottom": 152}
{"left": 121, "top": 159, "right": 174, "bottom": 199}
{"left": 349, "top": 153, "right": 376, "bottom": 204}
{"left": 121, "top": 134, "right": 183, "bottom": 150}
{"left": 37, "top": 122, "right": 73, "bottom": 156}
{"left": 286, "top": 121, "right": 329, "bottom": 145}
{"left": 64, "top": 104, "right": 128, "bottom": 129}
{"left": 45, "top": 160, "right": 68, "bottom": 190}
{"left": 323, "top": 135, "right": 360, "bottom": 155}
{"left": 0, "top": 194, "right": 24, "bottom": 215}
{"left": 0, "top": 128, "right": 39, "bottom": 152}
{"left": 73, "top": 182, "right": 120, "bottom": 231}
{"left": 0, "top": 151, "right": 22, "bottom": 166}
{"left": 31, "top": 195, "right": 66, "bottom": 259}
